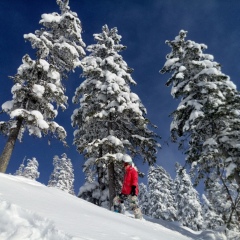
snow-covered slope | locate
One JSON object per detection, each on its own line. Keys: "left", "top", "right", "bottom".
{"left": 0, "top": 173, "right": 227, "bottom": 240}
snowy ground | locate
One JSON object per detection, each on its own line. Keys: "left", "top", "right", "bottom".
{"left": 0, "top": 173, "right": 230, "bottom": 240}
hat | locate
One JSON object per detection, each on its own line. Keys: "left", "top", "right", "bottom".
{"left": 122, "top": 155, "right": 132, "bottom": 164}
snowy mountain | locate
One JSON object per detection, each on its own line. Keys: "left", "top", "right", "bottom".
{"left": 0, "top": 173, "right": 229, "bottom": 240}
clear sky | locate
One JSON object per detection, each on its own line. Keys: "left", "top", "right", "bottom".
{"left": 0, "top": 0, "right": 240, "bottom": 194}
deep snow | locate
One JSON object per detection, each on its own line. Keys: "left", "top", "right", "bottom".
{"left": 0, "top": 173, "right": 231, "bottom": 240}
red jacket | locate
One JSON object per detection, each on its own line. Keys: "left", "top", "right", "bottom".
{"left": 121, "top": 165, "right": 139, "bottom": 196}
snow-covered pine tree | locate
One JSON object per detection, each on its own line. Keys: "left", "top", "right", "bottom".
{"left": 138, "top": 183, "right": 150, "bottom": 216}
{"left": 0, "top": 0, "right": 85, "bottom": 173}
{"left": 160, "top": 30, "right": 240, "bottom": 188}
{"left": 216, "top": 94, "right": 240, "bottom": 188}
{"left": 202, "top": 193, "right": 224, "bottom": 230}
{"left": 78, "top": 157, "right": 106, "bottom": 206}
{"left": 48, "top": 153, "right": 75, "bottom": 195}
{"left": 174, "top": 163, "right": 203, "bottom": 230}
{"left": 148, "top": 165, "right": 176, "bottom": 221}
{"left": 72, "top": 25, "right": 159, "bottom": 208}
{"left": 78, "top": 180, "right": 101, "bottom": 205}
{"left": 21, "top": 157, "right": 40, "bottom": 180}
{"left": 204, "top": 173, "right": 240, "bottom": 232}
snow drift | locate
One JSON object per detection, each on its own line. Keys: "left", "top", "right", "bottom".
{"left": 0, "top": 173, "right": 233, "bottom": 240}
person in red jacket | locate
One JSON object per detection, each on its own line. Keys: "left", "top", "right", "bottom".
{"left": 121, "top": 156, "right": 139, "bottom": 196}
{"left": 113, "top": 156, "right": 142, "bottom": 219}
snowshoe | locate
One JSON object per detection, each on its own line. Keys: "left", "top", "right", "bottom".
{"left": 113, "top": 195, "right": 125, "bottom": 213}
{"left": 133, "top": 207, "right": 143, "bottom": 219}
{"left": 128, "top": 195, "right": 142, "bottom": 219}
{"left": 113, "top": 205, "right": 121, "bottom": 213}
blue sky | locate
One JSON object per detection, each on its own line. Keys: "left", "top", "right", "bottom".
{"left": 0, "top": 0, "right": 240, "bottom": 194}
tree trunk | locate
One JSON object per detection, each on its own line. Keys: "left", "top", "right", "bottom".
{"left": 108, "top": 161, "right": 116, "bottom": 210}
{"left": 107, "top": 113, "right": 116, "bottom": 209}
{"left": 0, "top": 117, "right": 23, "bottom": 173}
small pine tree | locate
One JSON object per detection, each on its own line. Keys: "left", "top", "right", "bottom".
{"left": 78, "top": 181, "right": 101, "bottom": 205}
{"left": 174, "top": 163, "right": 203, "bottom": 231}
{"left": 78, "top": 157, "right": 104, "bottom": 206}
{"left": 16, "top": 157, "right": 40, "bottom": 180}
{"left": 48, "top": 153, "right": 75, "bottom": 195}
{"left": 138, "top": 183, "right": 150, "bottom": 216}
{"left": 202, "top": 194, "right": 224, "bottom": 230}
{"left": 148, "top": 165, "right": 177, "bottom": 221}
{"left": 205, "top": 175, "right": 240, "bottom": 232}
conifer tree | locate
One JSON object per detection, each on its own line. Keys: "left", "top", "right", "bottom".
{"left": 78, "top": 157, "right": 108, "bottom": 207}
{"left": 174, "top": 163, "right": 203, "bottom": 230}
{"left": 202, "top": 194, "right": 224, "bottom": 230}
{"left": 78, "top": 180, "right": 101, "bottom": 205}
{"left": 205, "top": 174, "right": 240, "bottom": 232}
{"left": 138, "top": 183, "right": 150, "bottom": 216}
{"left": 72, "top": 25, "right": 159, "bottom": 207}
{"left": 160, "top": 30, "right": 240, "bottom": 189}
{"left": 0, "top": 0, "right": 85, "bottom": 173}
{"left": 22, "top": 157, "right": 40, "bottom": 180}
{"left": 160, "top": 30, "right": 240, "bottom": 231}
{"left": 148, "top": 165, "right": 176, "bottom": 221}
{"left": 48, "top": 153, "right": 75, "bottom": 195}
{"left": 15, "top": 157, "right": 40, "bottom": 180}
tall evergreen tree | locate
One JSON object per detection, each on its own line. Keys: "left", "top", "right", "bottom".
{"left": 148, "top": 165, "right": 176, "bottom": 221}
{"left": 48, "top": 153, "right": 75, "bottom": 195}
{"left": 174, "top": 163, "right": 203, "bottom": 230}
{"left": 160, "top": 30, "right": 240, "bottom": 230}
{"left": 0, "top": 0, "right": 85, "bottom": 173}
{"left": 160, "top": 30, "right": 240, "bottom": 188}
{"left": 72, "top": 25, "right": 159, "bottom": 208}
